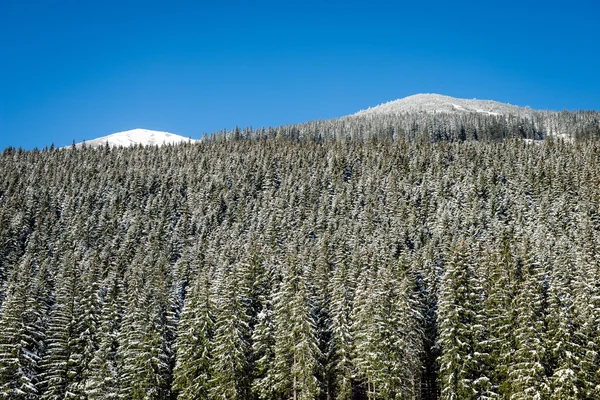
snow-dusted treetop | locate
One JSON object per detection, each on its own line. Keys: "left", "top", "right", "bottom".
{"left": 75, "top": 128, "right": 198, "bottom": 148}
{"left": 353, "top": 93, "right": 537, "bottom": 117}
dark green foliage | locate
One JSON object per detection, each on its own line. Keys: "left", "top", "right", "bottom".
{"left": 210, "top": 261, "right": 251, "bottom": 399}
{"left": 0, "top": 259, "right": 45, "bottom": 399}
{"left": 172, "top": 266, "right": 214, "bottom": 400}
{"left": 1, "top": 135, "right": 600, "bottom": 400}
{"left": 437, "top": 241, "right": 492, "bottom": 400}
{"left": 117, "top": 253, "right": 174, "bottom": 400}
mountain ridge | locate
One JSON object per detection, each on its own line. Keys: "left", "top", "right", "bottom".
{"left": 353, "top": 93, "right": 540, "bottom": 117}
{"left": 70, "top": 94, "right": 598, "bottom": 147}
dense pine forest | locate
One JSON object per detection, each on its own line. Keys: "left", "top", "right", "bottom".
{"left": 2, "top": 111, "right": 600, "bottom": 399}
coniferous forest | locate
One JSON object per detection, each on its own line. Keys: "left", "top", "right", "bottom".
{"left": 2, "top": 112, "right": 600, "bottom": 399}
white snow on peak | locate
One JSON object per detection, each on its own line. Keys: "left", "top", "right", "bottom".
{"left": 75, "top": 128, "right": 197, "bottom": 148}
{"left": 354, "top": 93, "right": 534, "bottom": 117}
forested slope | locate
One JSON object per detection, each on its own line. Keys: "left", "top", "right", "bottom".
{"left": 204, "top": 107, "right": 600, "bottom": 143}
{"left": 1, "top": 138, "right": 600, "bottom": 399}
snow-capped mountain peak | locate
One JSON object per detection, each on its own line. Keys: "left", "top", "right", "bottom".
{"left": 75, "top": 128, "right": 197, "bottom": 148}
{"left": 354, "top": 93, "right": 533, "bottom": 117}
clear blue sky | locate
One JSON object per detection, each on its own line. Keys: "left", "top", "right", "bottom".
{"left": 1, "top": 0, "right": 599, "bottom": 150}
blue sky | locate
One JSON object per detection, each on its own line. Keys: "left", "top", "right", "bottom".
{"left": 1, "top": 0, "right": 599, "bottom": 150}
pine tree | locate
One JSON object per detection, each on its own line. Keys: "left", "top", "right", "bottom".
{"left": 437, "top": 241, "right": 493, "bottom": 400}
{"left": 308, "top": 241, "right": 334, "bottom": 399}
{"left": 330, "top": 258, "right": 355, "bottom": 399}
{"left": 39, "top": 260, "right": 80, "bottom": 400}
{"left": 117, "top": 253, "right": 173, "bottom": 400}
{"left": 251, "top": 295, "right": 276, "bottom": 400}
{"left": 85, "top": 262, "right": 123, "bottom": 399}
{"left": 573, "top": 217, "right": 600, "bottom": 399}
{"left": 172, "top": 267, "right": 214, "bottom": 400}
{"left": 482, "top": 241, "right": 517, "bottom": 398}
{"left": 0, "top": 259, "right": 44, "bottom": 399}
{"left": 66, "top": 255, "right": 101, "bottom": 398}
{"left": 209, "top": 261, "right": 250, "bottom": 399}
{"left": 351, "top": 261, "right": 377, "bottom": 398}
{"left": 546, "top": 242, "right": 582, "bottom": 398}
{"left": 351, "top": 252, "right": 423, "bottom": 399}
{"left": 270, "top": 258, "right": 321, "bottom": 400}
{"left": 509, "top": 247, "right": 550, "bottom": 400}
{"left": 250, "top": 254, "right": 278, "bottom": 400}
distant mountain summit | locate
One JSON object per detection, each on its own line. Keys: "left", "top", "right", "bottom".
{"left": 348, "top": 93, "right": 597, "bottom": 141}
{"left": 75, "top": 128, "right": 197, "bottom": 148}
{"left": 354, "top": 94, "right": 536, "bottom": 117}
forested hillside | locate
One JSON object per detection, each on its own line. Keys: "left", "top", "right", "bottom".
{"left": 1, "top": 136, "right": 600, "bottom": 399}
{"left": 202, "top": 106, "right": 600, "bottom": 143}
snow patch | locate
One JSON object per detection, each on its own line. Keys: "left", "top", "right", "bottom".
{"left": 72, "top": 129, "right": 198, "bottom": 148}
{"left": 353, "top": 93, "right": 531, "bottom": 118}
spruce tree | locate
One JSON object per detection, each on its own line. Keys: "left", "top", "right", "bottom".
{"left": 509, "top": 247, "right": 550, "bottom": 400}
{"left": 330, "top": 258, "right": 355, "bottom": 399}
{"left": 85, "top": 262, "right": 123, "bottom": 399}
{"left": 39, "top": 260, "right": 80, "bottom": 400}
{"left": 437, "top": 241, "right": 493, "bottom": 400}
{"left": 172, "top": 267, "right": 214, "bottom": 400}
{"left": 209, "top": 261, "right": 250, "bottom": 399}
{"left": 0, "top": 260, "right": 44, "bottom": 399}
{"left": 117, "top": 254, "right": 173, "bottom": 400}
{"left": 270, "top": 258, "right": 321, "bottom": 400}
